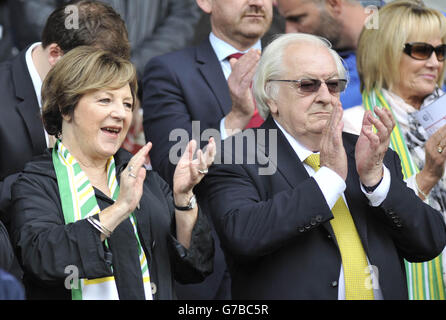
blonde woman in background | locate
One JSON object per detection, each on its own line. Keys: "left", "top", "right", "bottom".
{"left": 343, "top": 0, "right": 446, "bottom": 300}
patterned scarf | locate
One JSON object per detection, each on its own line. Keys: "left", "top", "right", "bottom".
{"left": 52, "top": 140, "right": 152, "bottom": 300}
{"left": 363, "top": 89, "right": 446, "bottom": 300}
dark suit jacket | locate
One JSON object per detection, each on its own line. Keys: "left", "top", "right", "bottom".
{"left": 143, "top": 37, "right": 231, "bottom": 186}
{"left": 0, "top": 47, "right": 46, "bottom": 226}
{"left": 143, "top": 37, "right": 231, "bottom": 300}
{"left": 198, "top": 116, "right": 446, "bottom": 300}
{"left": 10, "top": 148, "right": 213, "bottom": 300}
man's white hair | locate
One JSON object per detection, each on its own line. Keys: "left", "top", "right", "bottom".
{"left": 253, "top": 33, "right": 348, "bottom": 120}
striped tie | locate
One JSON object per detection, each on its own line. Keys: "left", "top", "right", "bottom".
{"left": 305, "top": 153, "right": 374, "bottom": 299}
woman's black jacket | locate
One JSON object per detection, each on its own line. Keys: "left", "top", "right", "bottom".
{"left": 10, "top": 148, "right": 214, "bottom": 300}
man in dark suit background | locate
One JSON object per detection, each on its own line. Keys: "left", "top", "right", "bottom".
{"left": 0, "top": 1, "right": 130, "bottom": 279}
{"left": 198, "top": 33, "right": 446, "bottom": 299}
{"left": 143, "top": 0, "right": 273, "bottom": 185}
{"left": 142, "top": 0, "right": 273, "bottom": 300}
{"left": 7, "top": 0, "right": 203, "bottom": 78}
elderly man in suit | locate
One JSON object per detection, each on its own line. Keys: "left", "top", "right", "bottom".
{"left": 0, "top": 1, "right": 130, "bottom": 280}
{"left": 197, "top": 33, "right": 446, "bottom": 299}
{"left": 142, "top": 0, "right": 273, "bottom": 300}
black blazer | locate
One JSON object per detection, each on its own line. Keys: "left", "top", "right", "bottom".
{"left": 0, "top": 47, "right": 46, "bottom": 225}
{"left": 143, "top": 37, "right": 232, "bottom": 300}
{"left": 198, "top": 116, "right": 446, "bottom": 300}
{"left": 143, "top": 37, "right": 231, "bottom": 187}
{"left": 10, "top": 148, "right": 214, "bottom": 300}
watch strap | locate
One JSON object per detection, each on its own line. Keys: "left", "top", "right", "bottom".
{"left": 174, "top": 194, "right": 196, "bottom": 211}
{"left": 362, "top": 176, "right": 383, "bottom": 193}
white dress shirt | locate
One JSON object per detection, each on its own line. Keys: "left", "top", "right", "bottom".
{"left": 275, "top": 119, "right": 387, "bottom": 300}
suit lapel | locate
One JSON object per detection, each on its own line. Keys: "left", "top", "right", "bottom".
{"left": 259, "top": 120, "right": 370, "bottom": 255}
{"left": 195, "top": 39, "right": 232, "bottom": 116}
{"left": 12, "top": 49, "right": 47, "bottom": 154}
{"left": 259, "top": 117, "right": 337, "bottom": 239}
{"left": 259, "top": 117, "right": 308, "bottom": 189}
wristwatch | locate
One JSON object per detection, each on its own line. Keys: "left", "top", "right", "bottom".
{"left": 362, "top": 176, "right": 383, "bottom": 193}
{"left": 174, "top": 194, "right": 196, "bottom": 211}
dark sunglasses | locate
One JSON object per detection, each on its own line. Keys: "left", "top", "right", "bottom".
{"left": 269, "top": 78, "right": 347, "bottom": 94}
{"left": 403, "top": 42, "right": 446, "bottom": 61}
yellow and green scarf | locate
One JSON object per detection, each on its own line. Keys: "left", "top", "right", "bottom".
{"left": 363, "top": 89, "right": 445, "bottom": 300}
{"left": 52, "top": 140, "right": 152, "bottom": 300}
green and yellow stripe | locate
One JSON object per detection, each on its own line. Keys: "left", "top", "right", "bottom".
{"left": 363, "top": 90, "right": 445, "bottom": 300}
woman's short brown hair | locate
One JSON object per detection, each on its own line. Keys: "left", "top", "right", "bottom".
{"left": 42, "top": 46, "right": 138, "bottom": 138}
{"left": 357, "top": 0, "right": 446, "bottom": 93}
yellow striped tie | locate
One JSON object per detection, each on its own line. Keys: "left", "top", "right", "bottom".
{"left": 305, "top": 154, "right": 374, "bottom": 300}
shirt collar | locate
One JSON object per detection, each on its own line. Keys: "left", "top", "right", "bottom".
{"left": 25, "top": 42, "right": 43, "bottom": 109}
{"left": 209, "top": 32, "right": 262, "bottom": 62}
{"left": 273, "top": 119, "right": 316, "bottom": 162}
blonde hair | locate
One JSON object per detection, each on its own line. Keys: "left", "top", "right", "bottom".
{"left": 253, "top": 33, "right": 348, "bottom": 119}
{"left": 42, "top": 46, "right": 137, "bottom": 138}
{"left": 357, "top": 0, "right": 446, "bottom": 93}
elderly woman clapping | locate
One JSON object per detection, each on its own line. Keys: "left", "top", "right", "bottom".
{"left": 10, "top": 46, "right": 216, "bottom": 300}
{"left": 343, "top": 0, "right": 446, "bottom": 300}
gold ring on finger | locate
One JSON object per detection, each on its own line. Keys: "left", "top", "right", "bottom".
{"left": 438, "top": 146, "right": 443, "bottom": 154}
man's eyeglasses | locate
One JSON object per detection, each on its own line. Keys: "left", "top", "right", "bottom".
{"left": 403, "top": 42, "right": 446, "bottom": 62}
{"left": 268, "top": 79, "right": 347, "bottom": 94}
